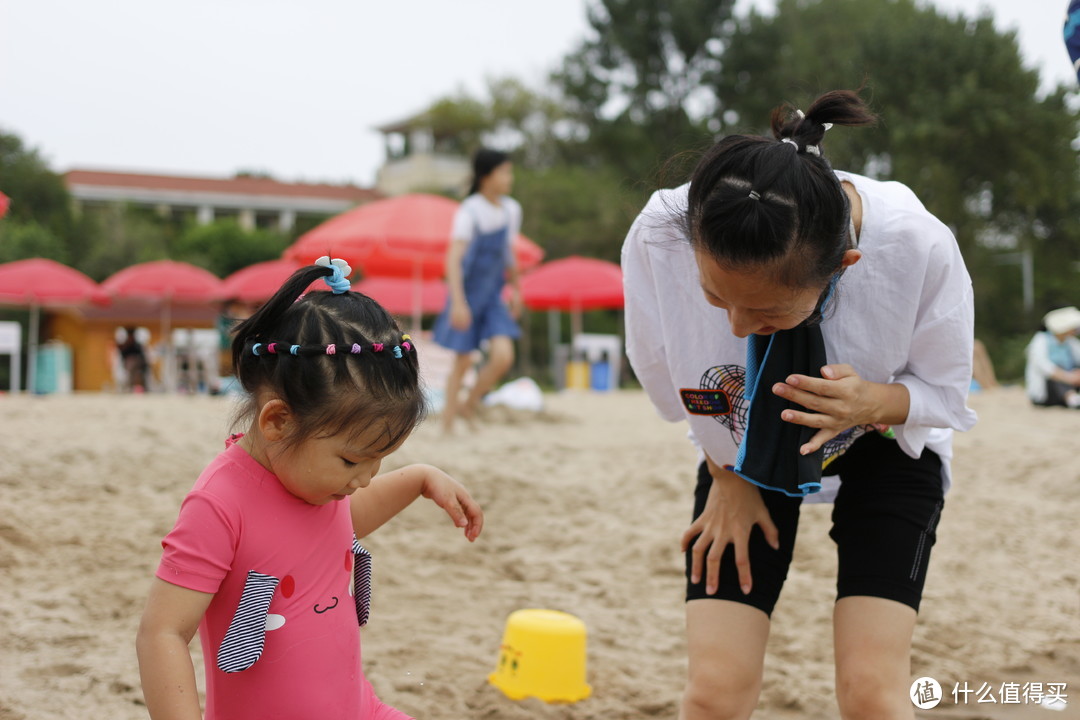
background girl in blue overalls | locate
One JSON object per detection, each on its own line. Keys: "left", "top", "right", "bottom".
{"left": 433, "top": 149, "right": 524, "bottom": 433}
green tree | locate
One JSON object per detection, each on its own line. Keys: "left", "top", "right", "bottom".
{"left": 515, "top": 165, "right": 640, "bottom": 262}
{"left": 553, "top": 0, "right": 736, "bottom": 180}
{"left": 713, "top": 0, "right": 1080, "bottom": 369}
{"left": 173, "top": 219, "right": 289, "bottom": 278}
{"left": 0, "top": 130, "right": 78, "bottom": 261}
{"left": 0, "top": 220, "right": 69, "bottom": 264}
{"left": 78, "top": 203, "right": 173, "bottom": 281}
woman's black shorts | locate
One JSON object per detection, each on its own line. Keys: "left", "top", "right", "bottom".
{"left": 685, "top": 431, "right": 945, "bottom": 616}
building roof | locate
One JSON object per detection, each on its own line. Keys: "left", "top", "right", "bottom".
{"left": 64, "top": 169, "right": 380, "bottom": 203}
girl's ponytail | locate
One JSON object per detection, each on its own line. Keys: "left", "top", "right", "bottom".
{"left": 230, "top": 265, "right": 334, "bottom": 380}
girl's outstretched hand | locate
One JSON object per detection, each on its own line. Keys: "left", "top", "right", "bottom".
{"left": 772, "top": 364, "right": 910, "bottom": 455}
{"left": 421, "top": 467, "right": 484, "bottom": 542}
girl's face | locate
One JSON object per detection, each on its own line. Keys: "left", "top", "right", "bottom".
{"left": 694, "top": 250, "right": 825, "bottom": 338}
{"left": 268, "top": 424, "right": 408, "bottom": 506}
{"left": 481, "top": 161, "right": 514, "bottom": 196}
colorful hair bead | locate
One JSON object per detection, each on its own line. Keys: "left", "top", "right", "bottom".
{"left": 392, "top": 346, "right": 402, "bottom": 358}
{"left": 402, "top": 334, "right": 412, "bottom": 342}
{"left": 350, "top": 343, "right": 362, "bottom": 354}
{"left": 252, "top": 343, "right": 263, "bottom": 356}
{"left": 372, "top": 343, "right": 384, "bottom": 352}
{"left": 326, "top": 344, "right": 337, "bottom": 355}
{"left": 401, "top": 341, "right": 412, "bottom": 352}
{"left": 290, "top": 345, "right": 300, "bottom": 355}
{"left": 267, "top": 343, "right": 278, "bottom": 354}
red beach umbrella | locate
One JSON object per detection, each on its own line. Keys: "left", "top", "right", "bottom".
{"left": 102, "top": 260, "right": 223, "bottom": 391}
{"left": 520, "top": 256, "right": 624, "bottom": 353}
{"left": 102, "top": 260, "right": 222, "bottom": 303}
{"left": 0, "top": 258, "right": 106, "bottom": 392}
{"left": 355, "top": 276, "right": 447, "bottom": 317}
{"left": 0, "top": 257, "right": 105, "bottom": 306}
{"left": 221, "top": 258, "right": 303, "bottom": 304}
{"left": 520, "top": 256, "right": 624, "bottom": 312}
{"left": 284, "top": 193, "right": 544, "bottom": 280}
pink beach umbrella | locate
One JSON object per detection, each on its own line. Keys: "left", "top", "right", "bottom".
{"left": 355, "top": 275, "right": 447, "bottom": 317}
{"left": 102, "top": 260, "right": 223, "bottom": 391}
{"left": 221, "top": 259, "right": 303, "bottom": 305}
{"left": 0, "top": 258, "right": 106, "bottom": 392}
{"left": 284, "top": 193, "right": 544, "bottom": 280}
{"left": 519, "top": 255, "right": 624, "bottom": 340}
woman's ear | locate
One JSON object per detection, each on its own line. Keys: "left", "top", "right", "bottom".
{"left": 257, "top": 398, "right": 293, "bottom": 443}
{"left": 840, "top": 249, "right": 863, "bottom": 269}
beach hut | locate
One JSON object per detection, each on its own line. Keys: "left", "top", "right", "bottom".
{"left": 0, "top": 258, "right": 105, "bottom": 392}
{"left": 101, "top": 261, "right": 223, "bottom": 391}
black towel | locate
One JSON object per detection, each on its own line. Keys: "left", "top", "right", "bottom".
{"left": 733, "top": 323, "right": 827, "bottom": 496}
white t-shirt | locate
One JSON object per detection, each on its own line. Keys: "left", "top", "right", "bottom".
{"left": 451, "top": 194, "right": 522, "bottom": 255}
{"left": 622, "top": 171, "right": 978, "bottom": 502}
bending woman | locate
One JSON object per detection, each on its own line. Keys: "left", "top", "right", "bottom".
{"left": 622, "top": 89, "right": 977, "bottom": 719}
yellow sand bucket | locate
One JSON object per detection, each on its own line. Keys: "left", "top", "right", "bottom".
{"left": 488, "top": 609, "right": 592, "bottom": 703}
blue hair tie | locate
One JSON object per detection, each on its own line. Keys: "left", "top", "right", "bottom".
{"left": 392, "top": 346, "right": 403, "bottom": 359}
{"left": 252, "top": 343, "right": 263, "bottom": 356}
{"left": 290, "top": 344, "right": 300, "bottom": 355}
{"left": 315, "top": 256, "right": 353, "bottom": 294}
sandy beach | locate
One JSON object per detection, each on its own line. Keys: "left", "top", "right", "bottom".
{"left": 0, "top": 384, "right": 1076, "bottom": 719}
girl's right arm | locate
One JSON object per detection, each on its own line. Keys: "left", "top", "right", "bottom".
{"left": 444, "top": 239, "right": 471, "bottom": 330}
{"left": 136, "top": 578, "right": 214, "bottom": 720}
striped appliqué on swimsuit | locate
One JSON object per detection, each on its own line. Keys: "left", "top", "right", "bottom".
{"left": 217, "top": 571, "right": 280, "bottom": 673}
{"left": 353, "top": 538, "right": 372, "bottom": 627}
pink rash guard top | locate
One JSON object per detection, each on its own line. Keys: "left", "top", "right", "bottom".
{"left": 156, "top": 438, "right": 411, "bottom": 720}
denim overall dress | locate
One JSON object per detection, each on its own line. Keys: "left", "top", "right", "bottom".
{"left": 433, "top": 213, "right": 520, "bottom": 353}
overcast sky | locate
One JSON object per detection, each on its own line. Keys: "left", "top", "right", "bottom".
{"left": 2, "top": 0, "right": 1073, "bottom": 188}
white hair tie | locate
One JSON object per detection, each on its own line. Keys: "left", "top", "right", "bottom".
{"left": 781, "top": 138, "right": 798, "bottom": 148}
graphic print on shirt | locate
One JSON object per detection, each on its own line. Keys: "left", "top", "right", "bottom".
{"left": 692, "top": 364, "right": 872, "bottom": 470}
{"left": 215, "top": 537, "right": 373, "bottom": 673}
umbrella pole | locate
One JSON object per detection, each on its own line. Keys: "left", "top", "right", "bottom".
{"left": 162, "top": 302, "right": 173, "bottom": 393}
{"left": 27, "top": 304, "right": 39, "bottom": 394}
{"left": 547, "top": 309, "right": 559, "bottom": 388}
{"left": 411, "top": 260, "right": 422, "bottom": 332}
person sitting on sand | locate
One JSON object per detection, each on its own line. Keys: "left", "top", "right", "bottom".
{"left": 136, "top": 257, "right": 483, "bottom": 720}
{"left": 1025, "top": 305, "right": 1080, "bottom": 408}
{"left": 623, "top": 89, "right": 976, "bottom": 719}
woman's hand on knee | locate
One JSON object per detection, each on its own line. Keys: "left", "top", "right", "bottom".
{"left": 681, "top": 463, "right": 779, "bottom": 596}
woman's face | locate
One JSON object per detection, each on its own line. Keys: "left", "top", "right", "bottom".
{"left": 481, "top": 161, "right": 514, "bottom": 195}
{"left": 694, "top": 250, "right": 827, "bottom": 337}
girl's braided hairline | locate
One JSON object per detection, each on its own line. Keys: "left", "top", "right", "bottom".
{"left": 247, "top": 336, "right": 414, "bottom": 358}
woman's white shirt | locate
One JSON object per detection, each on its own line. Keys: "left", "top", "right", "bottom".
{"left": 622, "top": 171, "right": 977, "bottom": 501}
